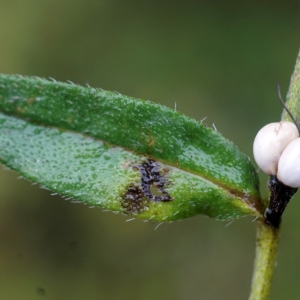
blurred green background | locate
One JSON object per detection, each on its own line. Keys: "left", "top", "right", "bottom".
{"left": 0, "top": 1, "right": 300, "bottom": 299}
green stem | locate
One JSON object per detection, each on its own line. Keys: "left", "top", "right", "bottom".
{"left": 249, "top": 48, "right": 300, "bottom": 300}
{"left": 249, "top": 220, "right": 279, "bottom": 300}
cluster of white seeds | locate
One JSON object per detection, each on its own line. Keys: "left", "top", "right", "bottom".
{"left": 253, "top": 121, "right": 300, "bottom": 188}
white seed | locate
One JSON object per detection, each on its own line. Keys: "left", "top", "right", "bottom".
{"left": 253, "top": 121, "right": 299, "bottom": 175}
{"left": 277, "top": 138, "right": 300, "bottom": 188}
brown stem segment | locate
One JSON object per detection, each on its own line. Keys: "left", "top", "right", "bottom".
{"left": 264, "top": 175, "right": 297, "bottom": 228}
{"left": 249, "top": 220, "right": 279, "bottom": 300}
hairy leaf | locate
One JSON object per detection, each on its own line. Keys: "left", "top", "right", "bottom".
{"left": 0, "top": 74, "right": 263, "bottom": 221}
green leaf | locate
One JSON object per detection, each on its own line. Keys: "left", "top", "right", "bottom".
{"left": 282, "top": 50, "right": 300, "bottom": 123}
{"left": 0, "top": 74, "right": 263, "bottom": 221}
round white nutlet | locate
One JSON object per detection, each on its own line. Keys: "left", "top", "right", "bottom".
{"left": 253, "top": 121, "right": 299, "bottom": 175}
{"left": 277, "top": 138, "right": 300, "bottom": 188}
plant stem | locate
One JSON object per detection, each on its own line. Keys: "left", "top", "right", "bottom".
{"left": 249, "top": 220, "right": 280, "bottom": 300}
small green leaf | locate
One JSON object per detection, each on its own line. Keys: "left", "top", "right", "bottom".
{"left": 0, "top": 74, "right": 263, "bottom": 221}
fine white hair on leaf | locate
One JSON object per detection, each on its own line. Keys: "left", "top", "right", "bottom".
{"left": 200, "top": 117, "right": 207, "bottom": 123}
{"left": 225, "top": 220, "right": 234, "bottom": 227}
{"left": 125, "top": 218, "right": 136, "bottom": 222}
{"left": 154, "top": 222, "right": 163, "bottom": 230}
{"left": 212, "top": 123, "right": 218, "bottom": 131}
